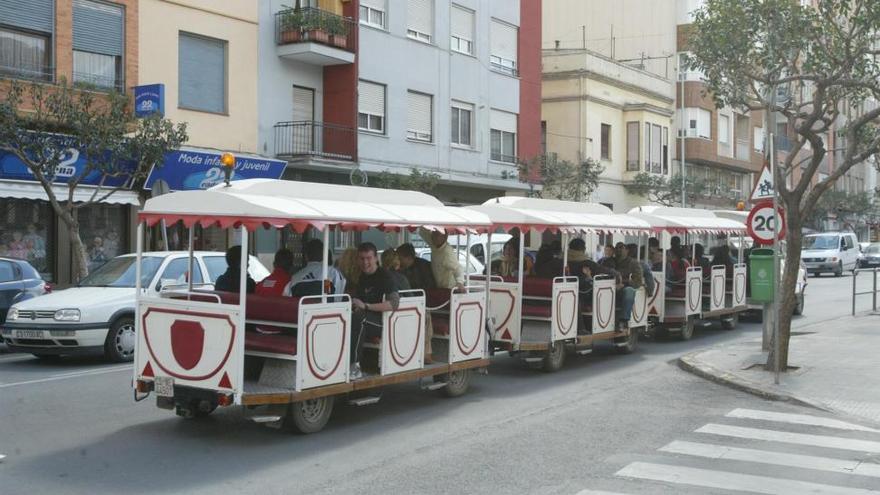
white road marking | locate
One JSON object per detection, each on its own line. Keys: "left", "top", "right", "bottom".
{"left": 574, "top": 491, "right": 630, "bottom": 495}
{"left": 660, "top": 440, "right": 880, "bottom": 478}
{"left": 697, "top": 423, "right": 880, "bottom": 453}
{"left": 727, "top": 408, "right": 880, "bottom": 433}
{"left": 0, "top": 353, "right": 33, "bottom": 362}
{"left": 616, "top": 462, "right": 880, "bottom": 495}
{"left": 0, "top": 365, "right": 131, "bottom": 388}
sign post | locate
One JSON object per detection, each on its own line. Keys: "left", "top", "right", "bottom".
{"left": 748, "top": 200, "right": 785, "bottom": 351}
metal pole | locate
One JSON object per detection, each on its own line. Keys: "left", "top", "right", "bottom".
{"left": 322, "top": 228, "right": 329, "bottom": 303}
{"left": 771, "top": 134, "right": 781, "bottom": 384}
{"left": 187, "top": 225, "right": 194, "bottom": 294}
{"left": 680, "top": 65, "right": 687, "bottom": 208}
{"left": 873, "top": 268, "right": 877, "bottom": 312}
{"left": 852, "top": 270, "right": 858, "bottom": 316}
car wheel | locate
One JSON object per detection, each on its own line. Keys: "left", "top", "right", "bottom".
{"left": 834, "top": 262, "right": 843, "bottom": 277}
{"left": 104, "top": 316, "right": 135, "bottom": 362}
{"left": 793, "top": 292, "right": 805, "bottom": 315}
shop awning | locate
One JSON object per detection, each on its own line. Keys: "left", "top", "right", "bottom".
{"left": 0, "top": 180, "right": 141, "bottom": 205}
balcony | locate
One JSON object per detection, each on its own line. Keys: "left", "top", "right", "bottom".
{"left": 0, "top": 62, "right": 53, "bottom": 83}
{"left": 274, "top": 121, "right": 356, "bottom": 162}
{"left": 274, "top": 7, "right": 356, "bottom": 66}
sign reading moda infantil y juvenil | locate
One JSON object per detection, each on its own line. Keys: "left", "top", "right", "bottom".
{"left": 144, "top": 148, "right": 287, "bottom": 191}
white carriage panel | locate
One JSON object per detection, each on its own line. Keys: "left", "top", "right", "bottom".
{"left": 592, "top": 277, "right": 617, "bottom": 334}
{"left": 551, "top": 279, "right": 579, "bottom": 342}
{"left": 648, "top": 271, "right": 665, "bottom": 320}
{"left": 686, "top": 268, "right": 703, "bottom": 316}
{"left": 488, "top": 282, "right": 521, "bottom": 344}
{"left": 733, "top": 263, "right": 748, "bottom": 308}
{"left": 449, "top": 291, "right": 487, "bottom": 363}
{"left": 629, "top": 286, "right": 648, "bottom": 328}
{"left": 379, "top": 298, "right": 425, "bottom": 376}
{"left": 296, "top": 302, "right": 351, "bottom": 390}
{"left": 710, "top": 266, "right": 726, "bottom": 312}
{"left": 138, "top": 298, "right": 242, "bottom": 395}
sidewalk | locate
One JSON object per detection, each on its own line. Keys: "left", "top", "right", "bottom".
{"left": 679, "top": 313, "right": 880, "bottom": 427}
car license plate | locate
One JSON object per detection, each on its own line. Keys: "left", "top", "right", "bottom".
{"left": 155, "top": 376, "right": 174, "bottom": 397}
{"left": 15, "top": 330, "right": 45, "bottom": 339}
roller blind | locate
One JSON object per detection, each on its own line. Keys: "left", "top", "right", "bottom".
{"left": 407, "top": 0, "right": 433, "bottom": 37}
{"left": 490, "top": 109, "right": 516, "bottom": 133}
{"left": 73, "top": 0, "right": 124, "bottom": 56}
{"left": 358, "top": 80, "right": 384, "bottom": 116}
{"left": 0, "top": 0, "right": 53, "bottom": 33}
{"left": 626, "top": 122, "right": 639, "bottom": 168}
{"left": 651, "top": 124, "right": 662, "bottom": 168}
{"left": 407, "top": 91, "right": 432, "bottom": 139}
{"left": 490, "top": 20, "right": 517, "bottom": 61}
{"left": 293, "top": 86, "right": 314, "bottom": 122}
{"left": 451, "top": 5, "right": 473, "bottom": 40}
{"left": 179, "top": 33, "right": 227, "bottom": 114}
{"left": 360, "top": 0, "right": 384, "bottom": 9}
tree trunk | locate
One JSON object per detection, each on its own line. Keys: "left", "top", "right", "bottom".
{"left": 69, "top": 219, "right": 90, "bottom": 282}
{"left": 766, "top": 211, "right": 804, "bottom": 372}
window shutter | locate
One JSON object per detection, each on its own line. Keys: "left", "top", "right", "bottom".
{"left": 407, "top": 0, "right": 433, "bottom": 37}
{"left": 407, "top": 91, "right": 432, "bottom": 137}
{"left": 73, "top": 0, "right": 123, "bottom": 56}
{"left": 358, "top": 80, "right": 385, "bottom": 116}
{"left": 626, "top": 122, "right": 639, "bottom": 167}
{"left": 0, "top": 0, "right": 53, "bottom": 33}
{"left": 360, "top": 0, "right": 384, "bottom": 9}
{"left": 490, "top": 109, "right": 516, "bottom": 133}
{"left": 754, "top": 127, "right": 765, "bottom": 152}
{"left": 293, "top": 86, "right": 315, "bottom": 122}
{"left": 490, "top": 20, "right": 517, "bottom": 61}
{"left": 179, "top": 33, "right": 226, "bottom": 113}
{"left": 451, "top": 5, "right": 473, "bottom": 40}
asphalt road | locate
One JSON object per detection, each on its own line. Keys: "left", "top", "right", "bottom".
{"left": 1, "top": 273, "right": 876, "bottom": 495}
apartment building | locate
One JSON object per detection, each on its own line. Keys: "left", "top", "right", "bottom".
{"left": 0, "top": 0, "right": 140, "bottom": 284}
{"left": 259, "top": 0, "right": 542, "bottom": 206}
{"left": 542, "top": 49, "right": 676, "bottom": 212}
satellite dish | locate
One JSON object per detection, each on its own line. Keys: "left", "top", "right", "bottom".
{"left": 151, "top": 179, "right": 170, "bottom": 197}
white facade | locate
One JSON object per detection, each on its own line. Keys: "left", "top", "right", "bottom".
{"left": 356, "top": 0, "right": 528, "bottom": 194}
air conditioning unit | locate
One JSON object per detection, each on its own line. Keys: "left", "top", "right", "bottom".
{"left": 678, "top": 128, "right": 698, "bottom": 138}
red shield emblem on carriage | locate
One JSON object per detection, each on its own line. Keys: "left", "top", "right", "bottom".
{"left": 170, "top": 320, "right": 205, "bottom": 370}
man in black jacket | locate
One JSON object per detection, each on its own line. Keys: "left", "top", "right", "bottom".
{"left": 214, "top": 245, "right": 255, "bottom": 294}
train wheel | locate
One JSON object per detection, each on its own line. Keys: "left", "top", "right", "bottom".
{"left": 287, "top": 396, "right": 334, "bottom": 434}
{"left": 542, "top": 341, "right": 566, "bottom": 372}
{"left": 436, "top": 369, "right": 471, "bottom": 397}
{"left": 678, "top": 318, "right": 695, "bottom": 341}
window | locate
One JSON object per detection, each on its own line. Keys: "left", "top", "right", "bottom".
{"left": 72, "top": 0, "right": 124, "bottom": 90}
{"left": 0, "top": 261, "right": 17, "bottom": 283}
{"left": 651, "top": 124, "right": 662, "bottom": 173}
{"left": 490, "top": 110, "right": 517, "bottom": 163}
{"left": 718, "top": 114, "right": 730, "bottom": 144}
{"left": 490, "top": 20, "right": 518, "bottom": 76}
{"left": 600, "top": 123, "right": 611, "bottom": 160}
{"left": 358, "top": 80, "right": 385, "bottom": 133}
{"left": 679, "top": 108, "right": 710, "bottom": 139}
{"left": 451, "top": 102, "right": 473, "bottom": 146}
{"left": 407, "top": 0, "right": 433, "bottom": 43}
{"left": 407, "top": 91, "right": 432, "bottom": 142}
{"left": 626, "top": 122, "right": 640, "bottom": 171}
{"left": 0, "top": 28, "right": 51, "bottom": 81}
{"left": 179, "top": 32, "right": 227, "bottom": 114}
{"left": 662, "top": 126, "right": 669, "bottom": 174}
{"left": 678, "top": 51, "right": 703, "bottom": 81}
{"left": 450, "top": 5, "right": 474, "bottom": 55}
{"left": 158, "top": 258, "right": 204, "bottom": 288}
{"left": 0, "top": 198, "right": 53, "bottom": 280}
{"left": 645, "top": 122, "right": 652, "bottom": 171}
{"left": 754, "top": 127, "right": 765, "bottom": 152}
{"left": 540, "top": 120, "right": 547, "bottom": 155}
{"left": 0, "top": 0, "right": 52, "bottom": 80}
{"left": 359, "top": 0, "right": 386, "bottom": 29}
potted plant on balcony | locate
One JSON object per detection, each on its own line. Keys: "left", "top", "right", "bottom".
{"left": 304, "top": 11, "right": 330, "bottom": 44}
{"left": 279, "top": 9, "right": 304, "bottom": 43}
{"left": 325, "top": 16, "right": 348, "bottom": 49}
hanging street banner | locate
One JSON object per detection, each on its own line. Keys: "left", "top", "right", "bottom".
{"left": 750, "top": 165, "right": 774, "bottom": 202}
{"left": 144, "top": 148, "right": 287, "bottom": 191}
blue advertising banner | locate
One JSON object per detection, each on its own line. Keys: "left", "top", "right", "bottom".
{"left": 0, "top": 137, "right": 134, "bottom": 188}
{"left": 144, "top": 148, "right": 287, "bottom": 191}
{"left": 134, "top": 84, "right": 165, "bottom": 118}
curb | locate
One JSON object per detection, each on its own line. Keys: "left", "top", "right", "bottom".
{"left": 677, "top": 351, "right": 829, "bottom": 412}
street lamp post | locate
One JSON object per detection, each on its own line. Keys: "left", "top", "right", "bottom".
{"left": 680, "top": 60, "right": 687, "bottom": 208}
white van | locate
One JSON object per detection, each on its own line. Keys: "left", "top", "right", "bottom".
{"left": 801, "top": 232, "right": 859, "bottom": 276}
{"left": 448, "top": 233, "right": 512, "bottom": 267}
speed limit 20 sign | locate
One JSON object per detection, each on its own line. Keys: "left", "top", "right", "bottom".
{"left": 747, "top": 202, "right": 786, "bottom": 245}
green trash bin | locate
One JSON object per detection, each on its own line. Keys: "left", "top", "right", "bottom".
{"left": 749, "top": 248, "right": 775, "bottom": 303}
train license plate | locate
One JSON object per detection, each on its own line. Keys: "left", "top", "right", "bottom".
{"left": 155, "top": 376, "right": 174, "bottom": 397}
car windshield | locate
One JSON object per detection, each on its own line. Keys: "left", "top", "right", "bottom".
{"left": 866, "top": 245, "right": 880, "bottom": 254}
{"left": 78, "top": 256, "right": 164, "bottom": 288}
{"left": 803, "top": 235, "right": 839, "bottom": 250}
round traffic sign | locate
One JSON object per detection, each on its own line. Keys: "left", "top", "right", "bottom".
{"left": 746, "top": 202, "right": 786, "bottom": 245}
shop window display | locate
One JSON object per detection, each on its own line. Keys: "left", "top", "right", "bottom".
{"left": 78, "top": 203, "right": 127, "bottom": 273}
{"left": 0, "top": 199, "right": 53, "bottom": 280}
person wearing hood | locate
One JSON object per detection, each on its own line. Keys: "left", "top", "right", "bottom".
{"left": 419, "top": 227, "right": 465, "bottom": 291}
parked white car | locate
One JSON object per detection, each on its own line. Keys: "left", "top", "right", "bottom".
{"left": 2, "top": 251, "right": 268, "bottom": 362}
{"left": 415, "top": 247, "right": 485, "bottom": 276}
{"left": 801, "top": 232, "right": 859, "bottom": 276}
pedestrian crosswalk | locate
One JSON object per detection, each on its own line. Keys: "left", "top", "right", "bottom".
{"left": 608, "top": 408, "right": 880, "bottom": 494}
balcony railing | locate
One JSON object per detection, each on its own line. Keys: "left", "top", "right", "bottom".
{"left": 72, "top": 71, "right": 125, "bottom": 93}
{"left": 0, "top": 63, "right": 53, "bottom": 83}
{"left": 275, "top": 7, "right": 356, "bottom": 53}
{"left": 274, "top": 121, "right": 356, "bottom": 162}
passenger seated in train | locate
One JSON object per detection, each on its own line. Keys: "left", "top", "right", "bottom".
{"left": 628, "top": 244, "right": 656, "bottom": 298}
{"left": 255, "top": 248, "right": 293, "bottom": 296}
{"left": 711, "top": 245, "right": 737, "bottom": 275}
{"left": 533, "top": 240, "right": 564, "bottom": 278}
{"left": 381, "top": 248, "right": 411, "bottom": 292}
{"left": 419, "top": 227, "right": 465, "bottom": 291}
{"left": 667, "top": 246, "right": 691, "bottom": 290}
{"left": 397, "top": 242, "right": 436, "bottom": 364}
{"left": 492, "top": 237, "right": 534, "bottom": 278}
{"left": 350, "top": 242, "right": 400, "bottom": 378}
{"left": 287, "top": 239, "right": 346, "bottom": 296}
{"left": 605, "top": 242, "right": 643, "bottom": 329}
{"left": 692, "top": 243, "right": 712, "bottom": 276}
{"left": 648, "top": 237, "right": 660, "bottom": 257}
{"left": 336, "top": 247, "right": 362, "bottom": 295}
{"left": 214, "top": 245, "right": 256, "bottom": 294}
